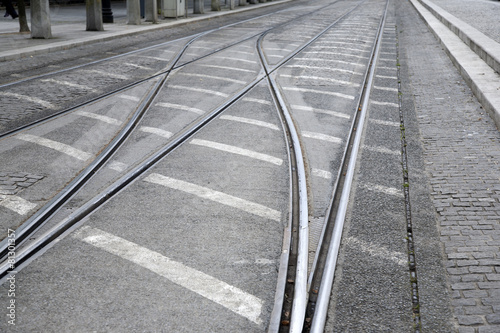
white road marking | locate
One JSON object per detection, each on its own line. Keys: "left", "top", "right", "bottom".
{"left": 285, "top": 64, "right": 362, "bottom": 75}
{"left": 361, "top": 182, "right": 403, "bottom": 197}
{"left": 302, "top": 51, "right": 369, "bottom": 60}
{"left": 213, "top": 56, "right": 257, "bottom": 64}
{"left": 155, "top": 102, "right": 205, "bottom": 115}
{"left": 119, "top": 95, "right": 141, "bottom": 102}
{"left": 17, "top": 134, "right": 92, "bottom": 161}
{"left": 344, "top": 236, "right": 407, "bottom": 266}
{"left": 280, "top": 74, "right": 360, "bottom": 87}
{"left": 74, "top": 226, "right": 264, "bottom": 325}
{"left": 377, "top": 66, "right": 397, "bottom": 71}
{"left": 191, "top": 139, "right": 282, "bottom": 166}
{"left": 291, "top": 105, "right": 350, "bottom": 119}
{"left": 0, "top": 92, "right": 54, "bottom": 109}
{"left": 230, "top": 50, "right": 255, "bottom": 56}
{"left": 378, "top": 58, "right": 395, "bottom": 62}
{"left": 363, "top": 145, "right": 400, "bottom": 155}
{"left": 302, "top": 131, "right": 342, "bottom": 144}
{"left": 107, "top": 161, "right": 128, "bottom": 172}
{"left": 41, "top": 79, "right": 96, "bottom": 91}
{"left": 168, "top": 85, "right": 229, "bottom": 98}
{"left": 242, "top": 97, "right": 272, "bottom": 105}
{"left": 144, "top": 173, "right": 281, "bottom": 222}
{"left": 311, "top": 168, "right": 332, "bottom": 179}
{"left": 376, "top": 74, "right": 397, "bottom": 79}
{"left": 139, "top": 126, "right": 173, "bottom": 138}
{"left": 220, "top": 115, "right": 279, "bottom": 131}
{"left": 138, "top": 55, "right": 170, "bottom": 62}
{"left": 0, "top": 195, "right": 37, "bottom": 215}
{"left": 283, "top": 87, "right": 355, "bottom": 100}
{"left": 80, "top": 69, "right": 128, "bottom": 80}
{"left": 265, "top": 47, "right": 293, "bottom": 52}
{"left": 371, "top": 100, "right": 399, "bottom": 108}
{"left": 309, "top": 45, "right": 367, "bottom": 53}
{"left": 198, "top": 64, "right": 255, "bottom": 73}
{"left": 374, "top": 86, "right": 398, "bottom": 92}
{"left": 178, "top": 73, "right": 246, "bottom": 84}
{"left": 73, "top": 111, "right": 122, "bottom": 126}
{"left": 370, "top": 118, "right": 400, "bottom": 127}
{"left": 123, "top": 63, "right": 152, "bottom": 70}
{"left": 294, "top": 57, "right": 364, "bottom": 67}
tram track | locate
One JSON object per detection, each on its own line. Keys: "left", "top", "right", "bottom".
{"left": 0, "top": 0, "right": 400, "bottom": 330}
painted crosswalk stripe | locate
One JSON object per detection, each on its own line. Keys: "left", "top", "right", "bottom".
{"left": 311, "top": 168, "right": 332, "bottom": 179}
{"left": 302, "top": 131, "right": 342, "bottom": 144}
{"left": 374, "top": 86, "right": 398, "bottom": 92}
{"left": 74, "top": 226, "right": 264, "bottom": 325}
{"left": 283, "top": 87, "right": 355, "bottom": 100}
{"left": 139, "top": 126, "right": 173, "bottom": 139}
{"left": 0, "top": 195, "right": 37, "bottom": 215}
{"left": 302, "top": 51, "right": 369, "bottom": 60}
{"left": 0, "top": 92, "right": 54, "bottom": 109}
{"left": 17, "top": 134, "right": 92, "bottom": 161}
{"left": 294, "top": 57, "right": 364, "bottom": 67}
{"left": 220, "top": 115, "right": 279, "bottom": 131}
{"left": 144, "top": 173, "right": 281, "bottom": 222}
{"left": 191, "top": 139, "right": 282, "bottom": 165}
{"left": 292, "top": 105, "right": 350, "bottom": 119}
{"left": 376, "top": 74, "right": 397, "bottom": 80}
{"left": 213, "top": 56, "right": 257, "bottom": 64}
{"left": 168, "top": 85, "right": 229, "bottom": 98}
{"left": 74, "top": 111, "right": 122, "bottom": 126}
{"left": 155, "top": 102, "right": 205, "bottom": 115}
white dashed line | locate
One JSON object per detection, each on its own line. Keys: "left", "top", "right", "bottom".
{"left": 0, "top": 92, "right": 54, "bottom": 109}
{"left": 370, "top": 118, "right": 400, "bottom": 127}
{"left": 311, "top": 168, "right": 332, "bottom": 179}
{"left": 139, "top": 126, "right": 173, "bottom": 139}
{"left": 363, "top": 145, "right": 400, "bottom": 155}
{"left": 155, "top": 102, "right": 205, "bottom": 115}
{"left": 302, "top": 131, "right": 342, "bottom": 144}
{"left": 373, "top": 86, "right": 398, "bottom": 92}
{"left": 283, "top": 87, "right": 355, "bottom": 100}
{"left": 291, "top": 105, "right": 350, "bottom": 119}
{"left": 168, "top": 85, "right": 229, "bottom": 98}
{"left": 242, "top": 97, "right": 272, "bottom": 105}
{"left": 80, "top": 69, "right": 128, "bottom": 80}
{"left": 119, "top": 95, "right": 141, "bottom": 102}
{"left": 144, "top": 173, "right": 281, "bottom": 222}
{"left": 123, "top": 63, "right": 152, "bottom": 70}
{"left": 198, "top": 65, "right": 255, "bottom": 73}
{"left": 280, "top": 74, "right": 360, "bottom": 87}
{"left": 286, "top": 64, "right": 362, "bottom": 75}
{"left": 361, "top": 182, "right": 403, "bottom": 197}
{"left": 371, "top": 100, "right": 399, "bottom": 108}
{"left": 344, "top": 236, "right": 407, "bottom": 266}
{"left": 0, "top": 195, "right": 37, "bottom": 215}
{"left": 190, "top": 139, "right": 283, "bottom": 165}
{"left": 178, "top": 73, "right": 246, "bottom": 84}
{"left": 74, "top": 226, "right": 264, "bottom": 325}
{"left": 220, "top": 115, "right": 279, "bottom": 131}
{"left": 17, "top": 134, "right": 92, "bottom": 161}
{"left": 73, "top": 111, "right": 122, "bottom": 126}
{"left": 107, "top": 161, "right": 128, "bottom": 172}
{"left": 41, "top": 79, "right": 96, "bottom": 91}
{"left": 294, "top": 57, "right": 364, "bottom": 67}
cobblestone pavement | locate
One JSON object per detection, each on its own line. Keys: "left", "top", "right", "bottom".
{"left": 0, "top": 172, "right": 44, "bottom": 195}
{"left": 399, "top": 0, "right": 500, "bottom": 331}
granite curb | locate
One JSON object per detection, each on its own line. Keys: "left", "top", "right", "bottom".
{"left": 410, "top": 0, "right": 500, "bottom": 131}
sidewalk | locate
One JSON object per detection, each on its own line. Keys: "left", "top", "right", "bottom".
{"left": 0, "top": 0, "right": 289, "bottom": 61}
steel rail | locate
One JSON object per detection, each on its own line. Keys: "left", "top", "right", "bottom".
{"left": 257, "top": 0, "right": 367, "bottom": 331}
{"left": 0, "top": 0, "right": 356, "bottom": 283}
{"left": 309, "top": 1, "right": 390, "bottom": 331}
{"left": 0, "top": 0, "right": 350, "bottom": 264}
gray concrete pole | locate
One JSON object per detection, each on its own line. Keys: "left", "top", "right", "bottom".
{"left": 229, "top": 0, "right": 235, "bottom": 10}
{"left": 30, "top": 0, "right": 52, "bottom": 39}
{"left": 86, "top": 0, "right": 104, "bottom": 31}
{"left": 127, "top": 0, "right": 141, "bottom": 25}
{"left": 211, "top": 0, "right": 220, "bottom": 11}
{"left": 145, "top": 0, "right": 158, "bottom": 22}
{"left": 193, "top": 0, "right": 204, "bottom": 14}
{"left": 239, "top": 0, "right": 248, "bottom": 6}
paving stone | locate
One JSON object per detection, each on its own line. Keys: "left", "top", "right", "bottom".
{"left": 457, "top": 315, "right": 484, "bottom": 326}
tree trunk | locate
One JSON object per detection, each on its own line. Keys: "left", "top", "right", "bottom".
{"left": 17, "top": 0, "right": 30, "bottom": 33}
